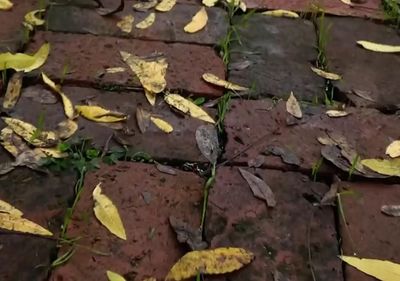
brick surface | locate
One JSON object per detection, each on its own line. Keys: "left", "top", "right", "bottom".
{"left": 339, "top": 182, "right": 400, "bottom": 281}
{"left": 50, "top": 162, "right": 204, "bottom": 281}
{"left": 47, "top": 2, "right": 227, "bottom": 45}
{"left": 205, "top": 166, "right": 342, "bottom": 281}
{"left": 1, "top": 85, "right": 215, "bottom": 162}
{"left": 228, "top": 14, "right": 324, "bottom": 102}
{"left": 27, "top": 31, "right": 225, "bottom": 97}
{"left": 223, "top": 99, "right": 400, "bottom": 173}
{"left": 325, "top": 17, "right": 400, "bottom": 108}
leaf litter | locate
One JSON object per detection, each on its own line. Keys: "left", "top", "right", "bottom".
{"left": 96, "top": 0, "right": 124, "bottom": 16}
{"left": 202, "top": 73, "right": 248, "bottom": 91}
{"left": 133, "top": 0, "right": 158, "bottom": 11}
{"left": 24, "top": 9, "right": 45, "bottom": 27}
{"left": 136, "top": 106, "right": 151, "bottom": 133}
{"left": 3, "top": 72, "right": 23, "bottom": 109}
{"left": 262, "top": 10, "right": 299, "bottom": 18}
{"left": 357, "top": 40, "right": 400, "bottom": 53}
{"left": 286, "top": 92, "right": 302, "bottom": 118}
{"left": 0, "top": 0, "right": 13, "bottom": 10}
{"left": 169, "top": 216, "right": 207, "bottom": 250}
{"left": 310, "top": 66, "right": 341, "bottom": 80}
{"left": 386, "top": 140, "right": 400, "bottom": 158}
{"left": 150, "top": 116, "right": 173, "bottom": 133}
{"left": 381, "top": 205, "right": 400, "bottom": 217}
{"left": 326, "top": 110, "right": 349, "bottom": 118}
{"left": 184, "top": 7, "right": 208, "bottom": 33}
{"left": 264, "top": 145, "right": 300, "bottom": 166}
{"left": 106, "top": 270, "right": 126, "bottom": 281}
{"left": 195, "top": 124, "right": 219, "bottom": 164}
{"left": 155, "top": 162, "right": 177, "bottom": 175}
{"left": 117, "top": 15, "right": 134, "bottom": 33}
{"left": 136, "top": 12, "right": 156, "bottom": 29}
{"left": 76, "top": 105, "right": 127, "bottom": 123}
{"left": 155, "top": 0, "right": 176, "bottom": 12}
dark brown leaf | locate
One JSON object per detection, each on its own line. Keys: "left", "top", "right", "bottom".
{"left": 264, "top": 145, "right": 300, "bottom": 166}
{"left": 169, "top": 216, "right": 207, "bottom": 250}
{"left": 195, "top": 125, "right": 219, "bottom": 164}
{"left": 96, "top": 0, "right": 124, "bottom": 16}
{"left": 155, "top": 163, "right": 177, "bottom": 175}
{"left": 320, "top": 175, "right": 340, "bottom": 205}
{"left": 247, "top": 155, "right": 265, "bottom": 168}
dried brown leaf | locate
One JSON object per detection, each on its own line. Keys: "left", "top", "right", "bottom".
{"left": 169, "top": 216, "right": 207, "bottom": 250}
{"left": 195, "top": 124, "right": 219, "bottom": 164}
{"left": 3, "top": 72, "right": 23, "bottom": 109}
{"left": 381, "top": 205, "right": 400, "bottom": 217}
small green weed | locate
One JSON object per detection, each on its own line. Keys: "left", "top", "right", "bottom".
{"left": 311, "top": 157, "right": 324, "bottom": 181}
{"left": 216, "top": 92, "right": 232, "bottom": 132}
{"left": 30, "top": 111, "right": 46, "bottom": 142}
{"left": 382, "top": 0, "right": 400, "bottom": 28}
{"left": 200, "top": 163, "right": 216, "bottom": 230}
{"left": 60, "top": 62, "right": 70, "bottom": 84}
{"left": 347, "top": 154, "right": 360, "bottom": 181}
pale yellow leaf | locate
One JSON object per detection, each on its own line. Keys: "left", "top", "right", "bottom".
{"left": 0, "top": 42, "right": 50, "bottom": 72}
{"left": 357, "top": 40, "right": 400, "bottom": 53}
{"left": 106, "top": 270, "right": 126, "bottom": 281}
{"left": 117, "top": 15, "right": 134, "bottom": 33}
{"left": 164, "top": 93, "right": 215, "bottom": 124}
{"left": 24, "top": 9, "right": 45, "bottom": 26}
{"left": 0, "top": 199, "right": 23, "bottom": 217}
{"left": 286, "top": 92, "right": 302, "bottom": 118}
{"left": 42, "top": 72, "right": 76, "bottom": 119}
{"left": 386, "top": 140, "right": 400, "bottom": 158}
{"left": 326, "top": 110, "right": 349, "bottom": 118}
{"left": 202, "top": 73, "right": 248, "bottom": 91}
{"left": 93, "top": 183, "right": 126, "bottom": 240}
{"left": 361, "top": 158, "right": 400, "bottom": 177}
{"left": 239, "top": 1, "right": 246, "bottom": 12}
{"left": 0, "top": 0, "right": 13, "bottom": 10}
{"left": 120, "top": 51, "right": 168, "bottom": 94}
{"left": 105, "top": 67, "right": 126, "bottom": 74}
{"left": 310, "top": 66, "right": 342, "bottom": 80}
{"left": 184, "top": 7, "right": 208, "bottom": 33}
{"left": 340, "top": 256, "right": 400, "bottom": 281}
{"left": 144, "top": 89, "right": 156, "bottom": 106}
{"left": 150, "top": 116, "right": 173, "bottom": 133}
{"left": 55, "top": 119, "right": 78, "bottom": 139}
{"left": 3, "top": 72, "right": 23, "bottom": 109}
{"left": 136, "top": 13, "right": 156, "bottom": 29}
{"left": 0, "top": 127, "right": 30, "bottom": 157}
{"left": 340, "top": 0, "right": 353, "bottom": 5}
{"left": 37, "top": 147, "right": 68, "bottom": 158}
{"left": 155, "top": 0, "right": 176, "bottom": 12}
{"left": 262, "top": 9, "right": 300, "bottom": 18}
{"left": 133, "top": 0, "right": 158, "bottom": 11}
{"left": 2, "top": 117, "right": 58, "bottom": 147}
{"left": 202, "top": 0, "right": 218, "bottom": 7}
{"left": 166, "top": 247, "right": 254, "bottom": 281}
{"left": 75, "top": 105, "right": 127, "bottom": 123}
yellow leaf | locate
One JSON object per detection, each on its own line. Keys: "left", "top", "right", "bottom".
{"left": 340, "top": 256, "right": 400, "bottom": 281}
{"left": 136, "top": 13, "right": 156, "bottom": 29}
{"left": 386, "top": 141, "right": 400, "bottom": 158}
{"left": 286, "top": 92, "right": 302, "bottom": 119}
{"left": 24, "top": 9, "right": 45, "bottom": 26}
{"left": 262, "top": 9, "right": 300, "bottom": 18}
{"left": 155, "top": 0, "right": 176, "bottom": 12}
{"left": 117, "top": 15, "right": 134, "bottom": 33}
{"left": 42, "top": 72, "right": 76, "bottom": 119}
{"left": 357, "top": 40, "right": 400, "bottom": 53}
{"left": 3, "top": 72, "right": 23, "bottom": 109}
{"left": 0, "top": 0, "right": 13, "bottom": 10}
{"left": 37, "top": 147, "right": 68, "bottom": 158}
{"left": 0, "top": 199, "right": 23, "bottom": 217}
{"left": 202, "top": 0, "right": 218, "bottom": 7}
{"left": 239, "top": 1, "right": 246, "bottom": 12}
{"left": 184, "top": 7, "right": 208, "bottom": 33}
{"left": 75, "top": 105, "right": 127, "bottom": 123}
{"left": 0, "top": 42, "right": 50, "bottom": 72}
{"left": 150, "top": 116, "right": 173, "bottom": 133}
{"left": 144, "top": 89, "right": 156, "bottom": 106}
{"left": 106, "top": 270, "right": 126, "bottom": 281}
{"left": 310, "top": 66, "right": 342, "bottom": 80}
{"left": 340, "top": 0, "right": 353, "bottom": 5}
{"left": 55, "top": 119, "right": 78, "bottom": 139}
{"left": 326, "top": 110, "right": 349, "bottom": 118}
{"left": 202, "top": 73, "right": 248, "bottom": 91}
{"left": 2, "top": 117, "right": 58, "bottom": 147}
{"left": 0, "top": 213, "right": 53, "bottom": 236}
{"left": 133, "top": 0, "right": 158, "bottom": 11}
{"left": 93, "top": 183, "right": 126, "bottom": 240}
{"left": 361, "top": 158, "right": 400, "bottom": 177}
{"left": 105, "top": 67, "right": 126, "bottom": 74}
{"left": 0, "top": 127, "right": 30, "bottom": 157}
{"left": 120, "top": 51, "right": 168, "bottom": 94}
{"left": 164, "top": 93, "right": 215, "bottom": 124}
{"left": 166, "top": 247, "right": 254, "bottom": 281}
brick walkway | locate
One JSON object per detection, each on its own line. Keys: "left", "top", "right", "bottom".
{"left": 1, "top": 1, "right": 400, "bottom": 281}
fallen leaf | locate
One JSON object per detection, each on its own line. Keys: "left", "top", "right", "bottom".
{"left": 155, "top": 163, "right": 177, "bottom": 175}
{"left": 42, "top": 72, "right": 76, "bottom": 119}
{"left": 136, "top": 12, "right": 156, "bottom": 29}
{"left": 155, "top": 0, "right": 176, "bottom": 12}
{"left": 264, "top": 145, "right": 300, "bottom": 166}
{"left": 133, "top": 0, "right": 158, "bottom": 11}
{"left": 386, "top": 140, "right": 400, "bottom": 158}
{"left": 340, "top": 0, "right": 353, "bottom": 5}
{"left": 239, "top": 1, "right": 246, "bottom": 12}
{"left": 96, "top": 0, "right": 124, "bottom": 16}
{"left": 0, "top": 42, "right": 50, "bottom": 72}
{"left": 202, "top": 73, "right": 248, "bottom": 91}
{"left": 326, "top": 110, "right": 349, "bottom": 117}
{"left": 117, "top": 15, "right": 134, "bottom": 33}
{"left": 169, "top": 216, "right": 207, "bottom": 250}
{"left": 0, "top": 127, "right": 30, "bottom": 157}
{"left": 286, "top": 92, "right": 302, "bottom": 119}
{"left": 106, "top": 270, "right": 126, "bottom": 281}
{"left": 136, "top": 106, "right": 151, "bottom": 133}
{"left": 55, "top": 119, "right": 78, "bottom": 139}
{"left": 0, "top": 199, "right": 23, "bottom": 217}
{"left": 150, "top": 116, "right": 173, "bottom": 133}
{"left": 262, "top": 9, "right": 299, "bottom": 18}
{"left": 144, "top": 89, "right": 156, "bottom": 106}
{"left": 352, "top": 89, "right": 375, "bottom": 102}
{"left": 120, "top": 51, "right": 168, "bottom": 94}
{"left": 0, "top": 162, "right": 15, "bottom": 175}
{"left": 105, "top": 67, "right": 126, "bottom": 74}
{"left": 24, "top": 9, "right": 45, "bottom": 26}
{"left": 320, "top": 175, "right": 340, "bottom": 205}
{"left": 238, "top": 168, "right": 276, "bottom": 207}
{"left": 166, "top": 247, "right": 254, "bottom": 281}
{"left": 195, "top": 124, "right": 219, "bottom": 164}
{"left": 202, "top": 0, "right": 218, "bottom": 7}
{"left": 361, "top": 158, "right": 400, "bottom": 177}
{"left": 357, "top": 40, "right": 400, "bottom": 53}
{"left": 0, "top": 0, "right": 12, "bottom": 10}
{"left": 247, "top": 155, "right": 265, "bottom": 168}
{"left": 93, "top": 183, "right": 127, "bottom": 240}
{"left": 310, "top": 66, "right": 342, "bottom": 80}
{"left": 228, "top": 60, "right": 252, "bottom": 71}
{"left": 3, "top": 72, "right": 23, "bottom": 109}
{"left": 340, "top": 256, "right": 400, "bottom": 281}
{"left": 76, "top": 105, "right": 127, "bottom": 123}
{"left": 381, "top": 205, "right": 400, "bottom": 217}
{"left": 37, "top": 147, "right": 68, "bottom": 158}
{"left": 184, "top": 7, "right": 208, "bottom": 33}
{"left": 164, "top": 93, "right": 215, "bottom": 124}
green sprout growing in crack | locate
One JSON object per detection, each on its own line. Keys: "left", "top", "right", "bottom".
{"left": 216, "top": 92, "right": 232, "bottom": 132}
{"left": 311, "top": 157, "right": 324, "bottom": 181}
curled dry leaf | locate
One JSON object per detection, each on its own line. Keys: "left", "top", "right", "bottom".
{"left": 144, "top": 89, "right": 156, "bottom": 106}
{"left": 150, "top": 116, "right": 173, "bottom": 133}
{"left": 286, "top": 92, "right": 302, "bottom": 119}
{"left": 320, "top": 175, "right": 340, "bottom": 205}
{"left": 155, "top": 0, "right": 176, "bottom": 12}
{"left": 340, "top": 256, "right": 400, "bottom": 281}
{"left": 184, "top": 7, "right": 208, "bottom": 33}
{"left": 169, "top": 216, "right": 208, "bottom": 250}
{"left": 155, "top": 163, "right": 177, "bottom": 175}
{"left": 0, "top": 199, "right": 23, "bottom": 217}
{"left": 386, "top": 140, "right": 400, "bottom": 158}
{"left": 105, "top": 67, "right": 126, "bottom": 74}
{"left": 326, "top": 110, "right": 349, "bottom": 118}
{"left": 24, "top": 9, "right": 45, "bottom": 26}
{"left": 164, "top": 93, "right": 215, "bottom": 124}
{"left": 117, "top": 15, "right": 134, "bottom": 33}
{"left": 166, "top": 247, "right": 254, "bottom": 281}
{"left": 120, "top": 51, "right": 168, "bottom": 94}
{"left": 361, "top": 158, "right": 400, "bottom": 177}
{"left": 310, "top": 66, "right": 342, "bottom": 80}
{"left": 93, "top": 183, "right": 127, "bottom": 240}
{"left": 55, "top": 119, "right": 78, "bottom": 139}
{"left": 238, "top": 168, "right": 276, "bottom": 207}
{"left": 357, "top": 40, "right": 400, "bottom": 53}
{"left": 0, "top": 42, "right": 50, "bottom": 72}
{"left": 133, "top": 0, "right": 158, "bottom": 11}
{"left": 195, "top": 124, "right": 219, "bottom": 164}
{"left": 264, "top": 145, "right": 300, "bottom": 166}
{"left": 340, "top": 0, "right": 353, "bottom": 5}
{"left": 38, "top": 147, "right": 68, "bottom": 158}
{"left": 136, "top": 106, "right": 151, "bottom": 133}
{"left": 0, "top": 127, "right": 30, "bottom": 157}
{"left": 76, "top": 105, "right": 127, "bottom": 123}
{"left": 96, "top": 0, "right": 124, "bottom": 16}
{"left": 3, "top": 72, "right": 23, "bottom": 109}
{"left": 261, "top": 9, "right": 299, "bottom": 18}
{"left": 136, "top": 13, "right": 156, "bottom": 29}
{"left": 106, "top": 270, "right": 126, "bottom": 281}
{"left": 0, "top": 0, "right": 13, "bottom": 10}
{"left": 202, "top": 0, "right": 218, "bottom": 7}
{"left": 381, "top": 205, "right": 400, "bottom": 217}
{"left": 202, "top": 73, "right": 248, "bottom": 91}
